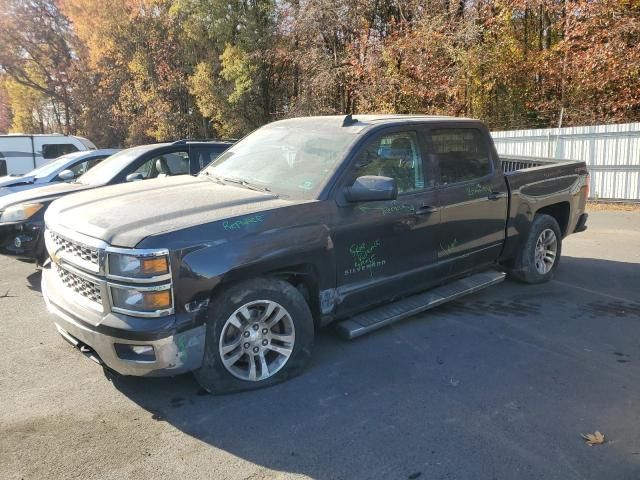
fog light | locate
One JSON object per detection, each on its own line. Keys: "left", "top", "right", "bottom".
{"left": 114, "top": 343, "right": 156, "bottom": 361}
{"left": 14, "top": 235, "right": 33, "bottom": 248}
{"left": 132, "top": 345, "right": 153, "bottom": 355}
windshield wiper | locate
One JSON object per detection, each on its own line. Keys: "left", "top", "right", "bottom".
{"left": 223, "top": 177, "right": 273, "bottom": 194}
{"left": 201, "top": 171, "right": 227, "bottom": 186}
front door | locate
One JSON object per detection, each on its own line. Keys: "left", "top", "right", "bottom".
{"left": 332, "top": 128, "right": 441, "bottom": 316}
{"left": 429, "top": 127, "right": 508, "bottom": 277}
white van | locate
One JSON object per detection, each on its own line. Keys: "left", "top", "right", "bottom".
{"left": 0, "top": 134, "right": 97, "bottom": 176}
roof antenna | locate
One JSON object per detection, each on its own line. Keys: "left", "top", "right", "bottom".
{"left": 342, "top": 114, "right": 357, "bottom": 127}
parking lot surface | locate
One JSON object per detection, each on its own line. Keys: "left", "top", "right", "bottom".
{"left": 1, "top": 209, "right": 639, "bottom": 480}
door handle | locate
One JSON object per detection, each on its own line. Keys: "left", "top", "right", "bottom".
{"left": 415, "top": 205, "right": 438, "bottom": 215}
{"left": 487, "top": 192, "right": 507, "bottom": 201}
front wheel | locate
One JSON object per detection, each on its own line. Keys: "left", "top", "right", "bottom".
{"left": 194, "top": 277, "right": 314, "bottom": 394}
{"left": 510, "top": 214, "right": 562, "bottom": 284}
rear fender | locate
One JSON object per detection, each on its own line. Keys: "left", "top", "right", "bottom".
{"left": 501, "top": 165, "right": 588, "bottom": 263}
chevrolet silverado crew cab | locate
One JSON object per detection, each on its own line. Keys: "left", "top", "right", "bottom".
{"left": 0, "top": 140, "right": 231, "bottom": 264}
{"left": 41, "top": 115, "right": 589, "bottom": 394}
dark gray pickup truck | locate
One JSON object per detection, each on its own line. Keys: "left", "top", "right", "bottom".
{"left": 42, "top": 115, "right": 589, "bottom": 393}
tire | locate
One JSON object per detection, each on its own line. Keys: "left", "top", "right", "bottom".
{"left": 194, "top": 277, "right": 314, "bottom": 394}
{"left": 510, "top": 214, "right": 562, "bottom": 284}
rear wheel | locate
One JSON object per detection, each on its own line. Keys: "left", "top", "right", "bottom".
{"left": 510, "top": 214, "right": 562, "bottom": 284}
{"left": 194, "top": 277, "right": 314, "bottom": 394}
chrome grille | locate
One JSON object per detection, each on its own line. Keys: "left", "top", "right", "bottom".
{"left": 55, "top": 264, "right": 102, "bottom": 305}
{"left": 48, "top": 230, "right": 99, "bottom": 271}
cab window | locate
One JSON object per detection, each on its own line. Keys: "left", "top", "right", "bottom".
{"left": 430, "top": 128, "right": 490, "bottom": 184}
{"left": 351, "top": 131, "right": 424, "bottom": 194}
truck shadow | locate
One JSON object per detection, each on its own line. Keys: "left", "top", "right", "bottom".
{"left": 106, "top": 255, "right": 640, "bottom": 479}
{"left": 107, "top": 331, "right": 413, "bottom": 479}
{"left": 26, "top": 270, "right": 42, "bottom": 293}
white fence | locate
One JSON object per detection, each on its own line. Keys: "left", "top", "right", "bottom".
{"left": 491, "top": 122, "right": 640, "bottom": 201}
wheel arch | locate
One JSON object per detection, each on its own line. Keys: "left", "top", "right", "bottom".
{"left": 534, "top": 201, "right": 570, "bottom": 236}
{"left": 216, "top": 261, "right": 323, "bottom": 324}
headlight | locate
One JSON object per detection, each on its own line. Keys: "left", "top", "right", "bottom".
{"left": 0, "top": 203, "right": 44, "bottom": 223}
{"left": 107, "top": 252, "right": 169, "bottom": 278}
{"left": 110, "top": 285, "right": 172, "bottom": 314}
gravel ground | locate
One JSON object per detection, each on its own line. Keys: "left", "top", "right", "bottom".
{"left": 1, "top": 210, "right": 639, "bottom": 480}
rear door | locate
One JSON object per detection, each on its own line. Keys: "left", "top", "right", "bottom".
{"left": 332, "top": 127, "right": 441, "bottom": 315}
{"left": 429, "top": 126, "right": 508, "bottom": 277}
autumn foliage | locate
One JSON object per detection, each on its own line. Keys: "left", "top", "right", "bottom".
{"left": 0, "top": 0, "right": 638, "bottom": 146}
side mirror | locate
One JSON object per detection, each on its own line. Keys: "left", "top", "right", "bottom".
{"left": 57, "top": 169, "right": 75, "bottom": 181}
{"left": 344, "top": 175, "right": 397, "bottom": 202}
{"left": 126, "top": 172, "right": 144, "bottom": 182}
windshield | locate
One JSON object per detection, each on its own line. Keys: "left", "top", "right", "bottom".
{"left": 201, "top": 121, "right": 360, "bottom": 199}
{"left": 28, "top": 153, "right": 83, "bottom": 179}
{"left": 77, "top": 145, "right": 160, "bottom": 185}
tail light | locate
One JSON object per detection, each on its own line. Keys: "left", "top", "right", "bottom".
{"left": 585, "top": 174, "right": 590, "bottom": 199}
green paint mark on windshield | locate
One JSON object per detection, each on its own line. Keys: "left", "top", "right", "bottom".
{"left": 299, "top": 180, "right": 314, "bottom": 190}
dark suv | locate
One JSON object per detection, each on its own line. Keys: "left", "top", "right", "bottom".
{"left": 0, "top": 140, "right": 232, "bottom": 263}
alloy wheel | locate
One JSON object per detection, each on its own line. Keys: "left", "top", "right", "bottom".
{"left": 218, "top": 300, "right": 295, "bottom": 381}
{"left": 534, "top": 228, "right": 557, "bottom": 274}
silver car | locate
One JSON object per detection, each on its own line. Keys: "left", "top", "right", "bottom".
{"left": 0, "top": 149, "right": 119, "bottom": 198}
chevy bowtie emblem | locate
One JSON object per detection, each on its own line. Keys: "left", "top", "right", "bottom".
{"left": 51, "top": 247, "right": 62, "bottom": 265}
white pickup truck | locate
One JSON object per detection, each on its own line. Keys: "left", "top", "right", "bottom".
{"left": 0, "top": 134, "right": 97, "bottom": 176}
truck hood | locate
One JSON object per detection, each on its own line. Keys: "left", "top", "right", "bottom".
{"left": 0, "top": 181, "right": 91, "bottom": 211}
{"left": 46, "top": 175, "right": 297, "bottom": 247}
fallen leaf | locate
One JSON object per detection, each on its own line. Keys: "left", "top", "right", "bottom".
{"left": 582, "top": 431, "right": 605, "bottom": 446}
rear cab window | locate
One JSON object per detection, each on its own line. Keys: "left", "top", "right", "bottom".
{"left": 430, "top": 128, "right": 491, "bottom": 185}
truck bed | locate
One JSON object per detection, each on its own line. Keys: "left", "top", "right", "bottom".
{"left": 498, "top": 154, "right": 589, "bottom": 262}
{"left": 500, "top": 154, "right": 575, "bottom": 173}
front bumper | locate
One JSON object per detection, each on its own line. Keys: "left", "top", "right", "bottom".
{"left": 0, "top": 221, "right": 45, "bottom": 261}
{"left": 42, "top": 263, "right": 206, "bottom": 376}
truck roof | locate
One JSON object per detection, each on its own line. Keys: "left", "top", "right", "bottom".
{"left": 269, "top": 114, "right": 479, "bottom": 133}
